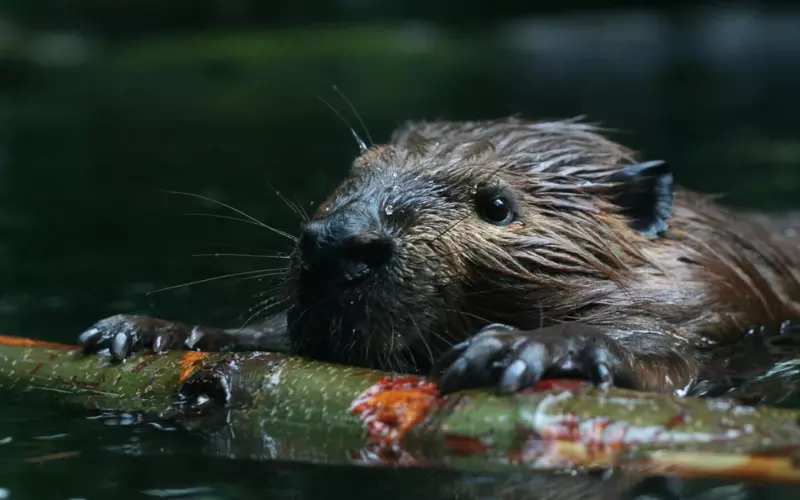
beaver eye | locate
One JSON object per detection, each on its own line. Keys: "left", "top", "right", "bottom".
{"left": 475, "top": 187, "right": 517, "bottom": 226}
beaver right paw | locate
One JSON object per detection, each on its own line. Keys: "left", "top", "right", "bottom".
{"left": 433, "top": 322, "right": 630, "bottom": 395}
{"left": 78, "top": 314, "right": 200, "bottom": 361}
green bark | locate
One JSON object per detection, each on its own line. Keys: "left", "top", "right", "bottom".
{"left": 1, "top": 335, "right": 800, "bottom": 484}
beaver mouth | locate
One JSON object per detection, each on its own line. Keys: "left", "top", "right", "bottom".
{"left": 290, "top": 271, "right": 399, "bottom": 338}
{"left": 285, "top": 308, "right": 419, "bottom": 371}
{"left": 285, "top": 264, "right": 435, "bottom": 370}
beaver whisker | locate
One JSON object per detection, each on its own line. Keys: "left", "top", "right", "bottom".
{"left": 344, "top": 334, "right": 359, "bottom": 364}
{"left": 238, "top": 296, "right": 287, "bottom": 331}
{"left": 162, "top": 189, "right": 297, "bottom": 242}
{"left": 146, "top": 268, "right": 287, "bottom": 295}
{"left": 185, "top": 212, "right": 267, "bottom": 228}
{"left": 316, "top": 93, "right": 368, "bottom": 153}
{"left": 267, "top": 183, "right": 310, "bottom": 223}
{"left": 242, "top": 292, "right": 285, "bottom": 312}
{"left": 407, "top": 343, "right": 419, "bottom": 372}
{"left": 255, "top": 278, "right": 292, "bottom": 297}
{"left": 380, "top": 323, "right": 403, "bottom": 373}
{"left": 185, "top": 212, "right": 297, "bottom": 242}
{"left": 238, "top": 270, "right": 290, "bottom": 283}
{"left": 425, "top": 323, "right": 462, "bottom": 348}
{"left": 389, "top": 322, "right": 396, "bottom": 357}
{"left": 289, "top": 306, "right": 309, "bottom": 345}
{"left": 363, "top": 324, "right": 371, "bottom": 365}
{"left": 332, "top": 84, "right": 374, "bottom": 147}
{"left": 297, "top": 204, "right": 310, "bottom": 222}
{"left": 240, "top": 302, "right": 285, "bottom": 327}
{"left": 334, "top": 315, "right": 347, "bottom": 356}
{"left": 192, "top": 252, "right": 291, "bottom": 260}
{"left": 408, "top": 311, "right": 435, "bottom": 364}
{"left": 382, "top": 347, "right": 399, "bottom": 373}
{"left": 440, "top": 308, "right": 495, "bottom": 328}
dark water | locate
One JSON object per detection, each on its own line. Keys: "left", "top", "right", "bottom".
{"left": 2, "top": 4, "right": 800, "bottom": 499}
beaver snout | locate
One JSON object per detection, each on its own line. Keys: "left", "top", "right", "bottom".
{"left": 298, "top": 208, "right": 394, "bottom": 284}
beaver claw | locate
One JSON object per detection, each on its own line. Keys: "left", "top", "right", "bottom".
{"left": 78, "top": 314, "right": 201, "bottom": 361}
{"left": 434, "top": 322, "right": 629, "bottom": 394}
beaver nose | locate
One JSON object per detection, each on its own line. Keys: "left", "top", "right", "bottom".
{"left": 299, "top": 209, "right": 394, "bottom": 282}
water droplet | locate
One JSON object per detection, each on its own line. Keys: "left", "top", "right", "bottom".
{"left": 384, "top": 204, "right": 394, "bottom": 216}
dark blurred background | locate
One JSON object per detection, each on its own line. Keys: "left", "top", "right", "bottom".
{"left": 3, "top": 3, "right": 800, "bottom": 500}
{"left": 1, "top": 1, "right": 800, "bottom": 345}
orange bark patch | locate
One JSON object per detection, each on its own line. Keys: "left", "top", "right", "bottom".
{"left": 350, "top": 376, "right": 443, "bottom": 447}
{"left": 0, "top": 335, "right": 75, "bottom": 350}
{"left": 644, "top": 451, "right": 800, "bottom": 484}
{"left": 24, "top": 450, "right": 81, "bottom": 463}
{"left": 664, "top": 412, "right": 686, "bottom": 429}
{"left": 518, "top": 379, "right": 585, "bottom": 393}
{"left": 178, "top": 351, "right": 211, "bottom": 383}
{"left": 444, "top": 434, "right": 491, "bottom": 454}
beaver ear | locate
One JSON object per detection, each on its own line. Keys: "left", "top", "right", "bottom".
{"left": 609, "top": 160, "right": 674, "bottom": 238}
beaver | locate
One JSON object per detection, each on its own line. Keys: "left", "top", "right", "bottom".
{"left": 77, "top": 117, "right": 800, "bottom": 396}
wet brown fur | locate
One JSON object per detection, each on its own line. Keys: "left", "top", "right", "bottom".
{"left": 292, "top": 117, "right": 800, "bottom": 393}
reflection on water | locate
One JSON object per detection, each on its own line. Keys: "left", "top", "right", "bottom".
{"left": 2, "top": 4, "right": 800, "bottom": 499}
{"left": 3, "top": 401, "right": 800, "bottom": 500}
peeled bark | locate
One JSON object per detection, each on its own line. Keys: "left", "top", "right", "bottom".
{"left": 1, "top": 334, "right": 799, "bottom": 485}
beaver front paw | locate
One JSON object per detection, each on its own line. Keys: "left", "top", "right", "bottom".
{"left": 78, "top": 314, "right": 201, "bottom": 361}
{"left": 434, "top": 322, "right": 631, "bottom": 394}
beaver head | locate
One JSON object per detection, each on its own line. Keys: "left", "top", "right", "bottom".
{"left": 284, "top": 118, "right": 673, "bottom": 372}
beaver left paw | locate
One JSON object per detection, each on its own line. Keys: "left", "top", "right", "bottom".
{"left": 433, "top": 322, "right": 630, "bottom": 394}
